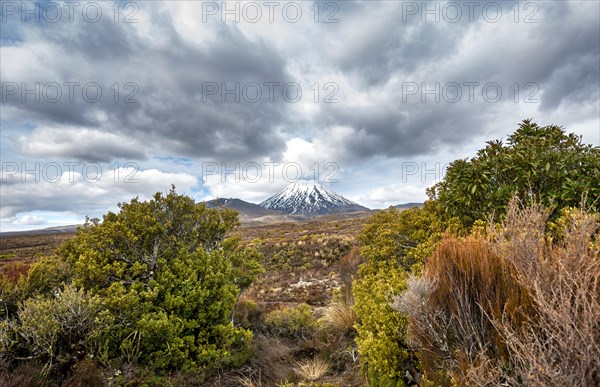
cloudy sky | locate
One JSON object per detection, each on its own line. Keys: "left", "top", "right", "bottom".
{"left": 1, "top": 0, "right": 599, "bottom": 231}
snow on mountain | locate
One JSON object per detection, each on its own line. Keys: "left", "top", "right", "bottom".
{"left": 259, "top": 181, "right": 367, "bottom": 216}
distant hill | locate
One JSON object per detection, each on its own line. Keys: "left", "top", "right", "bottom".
{"left": 394, "top": 202, "right": 424, "bottom": 209}
{"left": 260, "top": 181, "right": 369, "bottom": 217}
{"left": 0, "top": 224, "right": 79, "bottom": 236}
{"left": 204, "top": 198, "right": 293, "bottom": 224}
{"left": 326, "top": 204, "right": 373, "bottom": 215}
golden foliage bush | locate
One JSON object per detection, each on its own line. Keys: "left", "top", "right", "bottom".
{"left": 394, "top": 199, "right": 600, "bottom": 385}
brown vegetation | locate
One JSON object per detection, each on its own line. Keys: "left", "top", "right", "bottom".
{"left": 394, "top": 200, "right": 600, "bottom": 386}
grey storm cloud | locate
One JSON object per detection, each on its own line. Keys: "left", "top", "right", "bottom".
{"left": 317, "top": 100, "right": 490, "bottom": 160}
{"left": 331, "top": 9, "right": 468, "bottom": 87}
{"left": 435, "top": 1, "right": 599, "bottom": 110}
{"left": 2, "top": 5, "right": 292, "bottom": 162}
{"left": 304, "top": 0, "right": 599, "bottom": 160}
{"left": 2, "top": 0, "right": 599, "bottom": 165}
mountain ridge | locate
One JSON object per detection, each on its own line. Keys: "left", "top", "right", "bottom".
{"left": 204, "top": 197, "right": 293, "bottom": 224}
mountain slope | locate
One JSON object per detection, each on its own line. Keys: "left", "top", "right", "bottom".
{"left": 259, "top": 181, "right": 368, "bottom": 216}
{"left": 394, "top": 202, "right": 424, "bottom": 209}
{"left": 204, "top": 198, "right": 292, "bottom": 224}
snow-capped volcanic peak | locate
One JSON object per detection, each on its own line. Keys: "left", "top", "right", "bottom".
{"left": 259, "top": 181, "right": 358, "bottom": 216}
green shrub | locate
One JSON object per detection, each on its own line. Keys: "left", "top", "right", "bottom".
{"left": 265, "top": 303, "right": 317, "bottom": 339}
{"left": 0, "top": 256, "right": 73, "bottom": 319}
{"left": 55, "top": 187, "right": 262, "bottom": 371}
{"left": 352, "top": 203, "right": 453, "bottom": 384}
{"left": 15, "top": 284, "right": 101, "bottom": 368}
{"left": 357, "top": 201, "right": 454, "bottom": 273}
{"left": 353, "top": 261, "right": 415, "bottom": 385}
{"left": 430, "top": 119, "right": 600, "bottom": 226}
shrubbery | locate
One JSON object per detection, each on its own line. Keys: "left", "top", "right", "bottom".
{"left": 17, "top": 285, "right": 100, "bottom": 367}
{"left": 0, "top": 256, "right": 73, "bottom": 319}
{"left": 351, "top": 120, "right": 599, "bottom": 385}
{"left": 353, "top": 259, "right": 413, "bottom": 385}
{"left": 395, "top": 200, "right": 600, "bottom": 385}
{"left": 430, "top": 119, "right": 599, "bottom": 226}
{"left": 352, "top": 201, "right": 452, "bottom": 385}
{"left": 0, "top": 188, "right": 263, "bottom": 383}
{"left": 265, "top": 303, "right": 317, "bottom": 339}
{"left": 1, "top": 120, "right": 597, "bottom": 385}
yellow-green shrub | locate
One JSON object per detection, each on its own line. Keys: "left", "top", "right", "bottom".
{"left": 352, "top": 203, "right": 451, "bottom": 385}
{"left": 15, "top": 284, "right": 101, "bottom": 367}
{"left": 353, "top": 261, "right": 414, "bottom": 385}
{"left": 0, "top": 256, "right": 73, "bottom": 319}
{"left": 265, "top": 303, "right": 316, "bottom": 339}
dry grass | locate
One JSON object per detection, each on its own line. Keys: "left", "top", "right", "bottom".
{"left": 319, "top": 302, "right": 356, "bottom": 334}
{"left": 395, "top": 199, "right": 600, "bottom": 385}
{"left": 63, "top": 359, "right": 104, "bottom": 387}
{"left": 0, "top": 361, "right": 47, "bottom": 387}
{"left": 338, "top": 247, "right": 362, "bottom": 304}
{"left": 394, "top": 234, "right": 530, "bottom": 385}
{"left": 490, "top": 203, "right": 600, "bottom": 386}
{"left": 232, "top": 374, "right": 265, "bottom": 387}
{"left": 294, "top": 357, "right": 330, "bottom": 381}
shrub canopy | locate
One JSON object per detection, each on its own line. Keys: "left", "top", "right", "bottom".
{"left": 429, "top": 119, "right": 599, "bottom": 226}
{"left": 57, "top": 187, "right": 263, "bottom": 370}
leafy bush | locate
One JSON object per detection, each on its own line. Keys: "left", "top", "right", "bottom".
{"left": 16, "top": 284, "right": 101, "bottom": 368}
{"left": 353, "top": 261, "right": 414, "bottom": 385}
{"left": 0, "top": 256, "right": 73, "bottom": 319}
{"left": 430, "top": 119, "right": 600, "bottom": 226}
{"left": 53, "top": 187, "right": 263, "bottom": 372}
{"left": 352, "top": 203, "right": 453, "bottom": 384}
{"left": 357, "top": 201, "right": 456, "bottom": 272}
{"left": 265, "top": 303, "right": 317, "bottom": 339}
